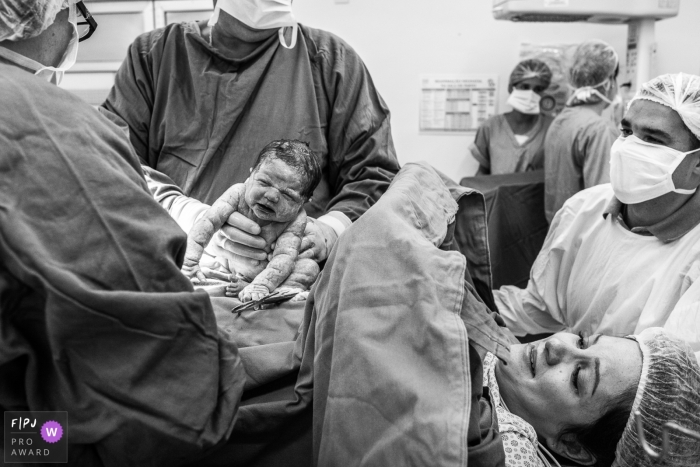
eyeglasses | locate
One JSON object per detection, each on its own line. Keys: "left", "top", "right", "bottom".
{"left": 76, "top": 1, "right": 98, "bottom": 42}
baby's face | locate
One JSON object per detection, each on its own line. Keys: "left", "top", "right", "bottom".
{"left": 245, "top": 158, "right": 307, "bottom": 222}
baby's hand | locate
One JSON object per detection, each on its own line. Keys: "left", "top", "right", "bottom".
{"left": 239, "top": 284, "right": 271, "bottom": 303}
{"left": 182, "top": 264, "right": 205, "bottom": 283}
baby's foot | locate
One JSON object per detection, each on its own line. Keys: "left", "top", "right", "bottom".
{"left": 239, "top": 284, "right": 271, "bottom": 303}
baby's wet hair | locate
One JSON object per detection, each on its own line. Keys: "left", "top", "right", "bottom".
{"left": 253, "top": 139, "right": 322, "bottom": 199}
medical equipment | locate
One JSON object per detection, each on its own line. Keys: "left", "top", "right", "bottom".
{"left": 493, "top": 0, "right": 678, "bottom": 23}
{"left": 230, "top": 289, "right": 299, "bottom": 315}
{"left": 493, "top": 0, "right": 680, "bottom": 94}
{"left": 634, "top": 411, "right": 700, "bottom": 463}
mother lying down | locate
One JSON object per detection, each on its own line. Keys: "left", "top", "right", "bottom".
{"left": 486, "top": 329, "right": 697, "bottom": 467}
{"left": 305, "top": 163, "right": 700, "bottom": 467}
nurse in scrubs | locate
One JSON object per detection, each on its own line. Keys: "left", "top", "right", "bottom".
{"left": 470, "top": 59, "right": 554, "bottom": 175}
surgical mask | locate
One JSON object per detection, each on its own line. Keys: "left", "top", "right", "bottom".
{"left": 35, "top": 3, "right": 80, "bottom": 85}
{"left": 507, "top": 89, "right": 541, "bottom": 115}
{"left": 210, "top": 0, "right": 298, "bottom": 49}
{"left": 609, "top": 134, "right": 700, "bottom": 204}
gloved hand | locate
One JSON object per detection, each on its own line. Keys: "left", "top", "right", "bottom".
{"left": 204, "top": 211, "right": 268, "bottom": 270}
{"left": 298, "top": 217, "right": 338, "bottom": 263}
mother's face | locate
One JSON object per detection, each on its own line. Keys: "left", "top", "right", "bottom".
{"left": 495, "top": 333, "right": 642, "bottom": 446}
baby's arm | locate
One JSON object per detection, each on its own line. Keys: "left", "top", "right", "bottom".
{"left": 239, "top": 210, "right": 307, "bottom": 302}
{"left": 182, "top": 184, "right": 245, "bottom": 282}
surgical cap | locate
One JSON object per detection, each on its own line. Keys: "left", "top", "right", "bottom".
{"left": 509, "top": 59, "right": 553, "bottom": 89}
{"left": 613, "top": 328, "right": 700, "bottom": 467}
{"left": 629, "top": 73, "right": 700, "bottom": 141}
{"left": 0, "top": 0, "right": 74, "bottom": 42}
{"left": 569, "top": 40, "right": 618, "bottom": 88}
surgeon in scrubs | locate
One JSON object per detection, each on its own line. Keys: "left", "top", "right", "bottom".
{"left": 470, "top": 59, "right": 554, "bottom": 175}
{"left": 0, "top": 1, "right": 244, "bottom": 464}
{"left": 544, "top": 40, "right": 619, "bottom": 222}
{"left": 101, "top": 0, "right": 400, "bottom": 274}
{"left": 496, "top": 73, "right": 700, "bottom": 361}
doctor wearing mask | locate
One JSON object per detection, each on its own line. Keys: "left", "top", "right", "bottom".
{"left": 470, "top": 59, "right": 555, "bottom": 175}
{"left": 101, "top": 0, "right": 400, "bottom": 280}
{"left": 495, "top": 73, "right": 700, "bottom": 362}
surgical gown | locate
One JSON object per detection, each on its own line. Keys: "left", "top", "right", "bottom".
{"left": 543, "top": 106, "right": 617, "bottom": 222}
{"left": 469, "top": 114, "right": 553, "bottom": 175}
{"left": 101, "top": 21, "right": 400, "bottom": 228}
{"left": 0, "top": 63, "right": 245, "bottom": 466}
{"left": 495, "top": 184, "right": 700, "bottom": 359}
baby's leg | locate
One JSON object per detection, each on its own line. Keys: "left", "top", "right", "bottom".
{"left": 279, "top": 258, "right": 320, "bottom": 290}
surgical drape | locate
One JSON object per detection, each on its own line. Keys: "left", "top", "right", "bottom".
{"left": 0, "top": 64, "right": 245, "bottom": 466}
{"left": 195, "top": 163, "right": 510, "bottom": 466}
{"left": 101, "top": 21, "right": 400, "bottom": 223}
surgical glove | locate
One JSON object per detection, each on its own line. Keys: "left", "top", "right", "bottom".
{"left": 298, "top": 217, "right": 339, "bottom": 263}
{"left": 205, "top": 211, "right": 268, "bottom": 270}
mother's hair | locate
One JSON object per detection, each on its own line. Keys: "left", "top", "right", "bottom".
{"left": 558, "top": 385, "right": 637, "bottom": 467}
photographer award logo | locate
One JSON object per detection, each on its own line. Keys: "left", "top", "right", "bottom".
{"left": 4, "top": 411, "right": 68, "bottom": 463}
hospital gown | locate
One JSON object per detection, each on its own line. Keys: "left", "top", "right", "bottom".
{"left": 483, "top": 354, "right": 544, "bottom": 467}
{"left": 544, "top": 106, "right": 618, "bottom": 222}
{"left": 101, "top": 21, "right": 400, "bottom": 233}
{"left": 495, "top": 184, "right": 700, "bottom": 358}
{"left": 0, "top": 63, "right": 245, "bottom": 466}
{"left": 470, "top": 114, "right": 554, "bottom": 175}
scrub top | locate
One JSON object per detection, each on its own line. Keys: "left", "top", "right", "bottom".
{"left": 469, "top": 114, "right": 554, "bottom": 175}
{"left": 543, "top": 106, "right": 618, "bottom": 222}
{"left": 102, "top": 21, "right": 400, "bottom": 226}
{"left": 0, "top": 63, "right": 245, "bottom": 466}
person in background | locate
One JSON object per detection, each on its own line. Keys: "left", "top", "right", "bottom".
{"left": 495, "top": 73, "right": 700, "bottom": 362}
{"left": 101, "top": 0, "right": 400, "bottom": 279}
{"left": 0, "top": 1, "right": 244, "bottom": 464}
{"left": 470, "top": 59, "right": 554, "bottom": 175}
{"left": 544, "top": 40, "right": 619, "bottom": 222}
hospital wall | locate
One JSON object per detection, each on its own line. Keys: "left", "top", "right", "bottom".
{"left": 294, "top": 0, "right": 700, "bottom": 182}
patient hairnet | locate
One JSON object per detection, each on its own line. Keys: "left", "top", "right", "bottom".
{"left": 569, "top": 40, "right": 618, "bottom": 88}
{"left": 0, "top": 0, "right": 74, "bottom": 42}
{"left": 613, "top": 328, "right": 700, "bottom": 467}
{"left": 629, "top": 73, "right": 700, "bottom": 140}
{"left": 509, "top": 59, "right": 553, "bottom": 89}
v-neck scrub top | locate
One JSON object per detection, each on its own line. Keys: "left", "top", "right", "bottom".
{"left": 469, "top": 113, "right": 554, "bottom": 175}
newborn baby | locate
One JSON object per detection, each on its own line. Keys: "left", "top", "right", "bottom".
{"left": 182, "top": 139, "right": 322, "bottom": 302}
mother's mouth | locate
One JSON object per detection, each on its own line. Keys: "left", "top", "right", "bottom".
{"left": 529, "top": 344, "right": 536, "bottom": 377}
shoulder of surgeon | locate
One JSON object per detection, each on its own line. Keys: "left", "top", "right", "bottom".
{"left": 550, "top": 183, "right": 614, "bottom": 232}
{"left": 298, "top": 24, "right": 366, "bottom": 67}
{"left": 556, "top": 105, "right": 616, "bottom": 133}
{"left": 0, "top": 63, "right": 145, "bottom": 180}
{"left": 124, "top": 22, "right": 186, "bottom": 56}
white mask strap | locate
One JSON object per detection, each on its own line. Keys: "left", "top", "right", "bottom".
{"left": 278, "top": 24, "right": 298, "bottom": 49}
